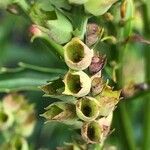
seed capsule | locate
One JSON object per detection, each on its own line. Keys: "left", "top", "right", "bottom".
{"left": 81, "top": 121, "right": 103, "bottom": 144}
{"left": 63, "top": 70, "right": 91, "bottom": 97}
{"left": 76, "top": 97, "right": 100, "bottom": 121}
{"left": 64, "top": 38, "right": 93, "bottom": 71}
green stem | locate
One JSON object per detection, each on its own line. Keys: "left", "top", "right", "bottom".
{"left": 141, "top": 2, "right": 150, "bottom": 150}
{"left": 117, "top": 45, "right": 136, "bottom": 150}
{"left": 39, "top": 36, "right": 64, "bottom": 60}
{"left": 116, "top": 0, "right": 136, "bottom": 148}
{"left": 18, "top": 62, "right": 66, "bottom": 74}
{"left": 118, "top": 103, "right": 136, "bottom": 150}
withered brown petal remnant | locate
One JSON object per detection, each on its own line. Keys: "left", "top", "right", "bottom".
{"left": 89, "top": 55, "right": 107, "bottom": 75}
{"left": 86, "top": 23, "right": 101, "bottom": 47}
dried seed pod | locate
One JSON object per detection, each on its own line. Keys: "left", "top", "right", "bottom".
{"left": 64, "top": 38, "right": 93, "bottom": 71}
{"left": 81, "top": 121, "right": 103, "bottom": 144}
{"left": 0, "top": 108, "right": 14, "bottom": 130}
{"left": 86, "top": 23, "right": 101, "bottom": 47}
{"left": 11, "top": 136, "right": 29, "bottom": 150}
{"left": 76, "top": 97, "right": 100, "bottom": 121}
{"left": 81, "top": 113, "right": 113, "bottom": 144}
{"left": 89, "top": 54, "right": 107, "bottom": 75}
{"left": 63, "top": 70, "right": 91, "bottom": 97}
{"left": 91, "top": 74, "right": 105, "bottom": 96}
{"left": 84, "top": 0, "right": 118, "bottom": 16}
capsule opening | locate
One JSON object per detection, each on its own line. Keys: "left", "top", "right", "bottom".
{"left": 87, "top": 122, "right": 101, "bottom": 142}
{"left": 66, "top": 41, "right": 84, "bottom": 63}
{"left": 81, "top": 98, "right": 98, "bottom": 118}
{"left": 14, "top": 138, "right": 22, "bottom": 150}
{"left": 67, "top": 73, "right": 82, "bottom": 94}
{"left": 0, "top": 112, "right": 8, "bottom": 123}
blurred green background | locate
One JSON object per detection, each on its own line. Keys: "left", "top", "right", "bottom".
{"left": 0, "top": 10, "right": 74, "bottom": 149}
{"left": 0, "top": 0, "right": 150, "bottom": 149}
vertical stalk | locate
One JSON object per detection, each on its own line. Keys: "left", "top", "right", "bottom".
{"left": 141, "top": 2, "right": 150, "bottom": 150}
{"left": 116, "top": 0, "right": 136, "bottom": 149}
{"left": 117, "top": 45, "right": 136, "bottom": 150}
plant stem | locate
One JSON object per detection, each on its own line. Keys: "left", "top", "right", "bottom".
{"left": 117, "top": 45, "right": 136, "bottom": 150}
{"left": 115, "top": 0, "right": 136, "bottom": 148}
{"left": 39, "top": 36, "right": 64, "bottom": 60}
{"left": 141, "top": 1, "right": 150, "bottom": 150}
{"left": 18, "top": 62, "right": 66, "bottom": 74}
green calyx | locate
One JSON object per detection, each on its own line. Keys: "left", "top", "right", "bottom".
{"left": 29, "top": 1, "right": 73, "bottom": 44}
{"left": 41, "top": 102, "right": 76, "bottom": 122}
{"left": 84, "top": 0, "right": 118, "bottom": 16}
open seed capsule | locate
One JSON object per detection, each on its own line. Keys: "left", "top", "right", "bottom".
{"left": 64, "top": 38, "right": 93, "bottom": 70}
{"left": 81, "top": 121, "right": 103, "bottom": 144}
{"left": 81, "top": 113, "right": 113, "bottom": 144}
{"left": 63, "top": 70, "right": 91, "bottom": 97}
{"left": 76, "top": 97, "right": 100, "bottom": 121}
{"left": 0, "top": 107, "right": 14, "bottom": 130}
{"left": 11, "top": 136, "right": 29, "bottom": 150}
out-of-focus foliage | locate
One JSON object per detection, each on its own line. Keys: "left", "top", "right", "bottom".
{"left": 0, "top": 0, "right": 150, "bottom": 149}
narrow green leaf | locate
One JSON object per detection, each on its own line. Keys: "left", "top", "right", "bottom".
{"left": 0, "top": 68, "right": 61, "bottom": 92}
